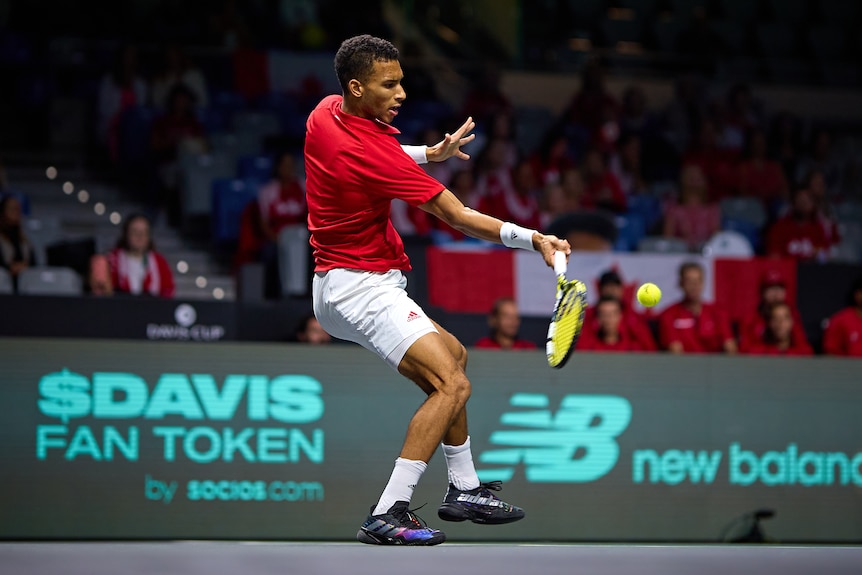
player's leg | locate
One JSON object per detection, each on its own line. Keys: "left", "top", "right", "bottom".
{"left": 425, "top": 320, "right": 525, "bottom": 525}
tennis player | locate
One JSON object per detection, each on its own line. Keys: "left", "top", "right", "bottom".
{"left": 306, "top": 35, "right": 571, "bottom": 546}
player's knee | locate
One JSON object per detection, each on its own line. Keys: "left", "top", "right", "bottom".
{"left": 450, "top": 372, "right": 471, "bottom": 406}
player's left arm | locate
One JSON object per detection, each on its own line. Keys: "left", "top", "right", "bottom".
{"left": 419, "top": 188, "right": 569, "bottom": 267}
{"left": 401, "top": 117, "right": 476, "bottom": 164}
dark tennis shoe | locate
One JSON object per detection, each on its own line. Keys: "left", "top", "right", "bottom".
{"left": 437, "top": 480, "right": 525, "bottom": 525}
{"left": 357, "top": 501, "right": 446, "bottom": 546}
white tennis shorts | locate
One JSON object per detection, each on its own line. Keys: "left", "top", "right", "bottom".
{"left": 312, "top": 268, "right": 438, "bottom": 370}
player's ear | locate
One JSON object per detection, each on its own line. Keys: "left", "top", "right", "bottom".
{"left": 347, "top": 78, "right": 363, "bottom": 99}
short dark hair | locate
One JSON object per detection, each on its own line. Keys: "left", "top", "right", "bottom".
{"left": 490, "top": 297, "right": 516, "bottom": 317}
{"left": 596, "top": 295, "right": 622, "bottom": 310}
{"left": 334, "top": 35, "right": 399, "bottom": 92}
{"left": 679, "top": 261, "right": 703, "bottom": 279}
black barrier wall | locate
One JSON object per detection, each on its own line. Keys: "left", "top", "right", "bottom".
{"left": 1, "top": 338, "right": 861, "bottom": 542}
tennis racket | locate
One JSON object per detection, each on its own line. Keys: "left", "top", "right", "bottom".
{"left": 546, "top": 251, "right": 588, "bottom": 369}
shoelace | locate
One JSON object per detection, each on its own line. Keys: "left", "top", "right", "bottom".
{"left": 477, "top": 480, "right": 503, "bottom": 497}
{"left": 398, "top": 503, "right": 431, "bottom": 530}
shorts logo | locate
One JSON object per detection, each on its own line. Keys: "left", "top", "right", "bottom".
{"left": 476, "top": 393, "right": 631, "bottom": 483}
{"left": 407, "top": 311, "right": 421, "bottom": 322}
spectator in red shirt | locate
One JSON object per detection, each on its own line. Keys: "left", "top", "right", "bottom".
{"left": 822, "top": 276, "right": 862, "bottom": 357}
{"left": 582, "top": 148, "right": 627, "bottom": 213}
{"left": 766, "top": 186, "right": 829, "bottom": 261}
{"left": 107, "top": 214, "right": 175, "bottom": 298}
{"left": 659, "top": 262, "right": 737, "bottom": 354}
{"left": 580, "top": 296, "right": 645, "bottom": 352}
{"left": 739, "top": 269, "right": 808, "bottom": 351}
{"left": 477, "top": 159, "right": 542, "bottom": 230}
{"left": 804, "top": 168, "right": 841, "bottom": 252}
{"left": 531, "top": 132, "right": 576, "bottom": 187}
{"left": 742, "top": 302, "right": 812, "bottom": 356}
{"left": 584, "top": 270, "right": 657, "bottom": 351}
{"left": 737, "top": 128, "right": 788, "bottom": 206}
{"left": 663, "top": 164, "right": 722, "bottom": 251}
{"left": 257, "top": 152, "right": 308, "bottom": 242}
{"left": 474, "top": 297, "right": 536, "bottom": 350}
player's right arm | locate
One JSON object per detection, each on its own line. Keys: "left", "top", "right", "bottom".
{"left": 419, "top": 188, "right": 570, "bottom": 267}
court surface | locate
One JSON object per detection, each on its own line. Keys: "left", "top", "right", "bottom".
{"left": 2, "top": 542, "right": 860, "bottom": 575}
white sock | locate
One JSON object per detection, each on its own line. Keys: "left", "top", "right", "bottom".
{"left": 372, "top": 457, "right": 427, "bottom": 516}
{"left": 442, "top": 436, "right": 481, "bottom": 491}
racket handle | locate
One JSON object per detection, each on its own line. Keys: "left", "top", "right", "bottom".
{"left": 553, "top": 251, "right": 567, "bottom": 277}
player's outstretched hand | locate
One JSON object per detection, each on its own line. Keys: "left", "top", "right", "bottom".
{"left": 533, "top": 234, "right": 571, "bottom": 268}
{"left": 426, "top": 117, "right": 476, "bottom": 162}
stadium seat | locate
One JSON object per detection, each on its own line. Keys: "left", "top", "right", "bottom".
{"left": 626, "top": 193, "right": 663, "bottom": 230}
{"left": 0, "top": 267, "right": 13, "bottom": 294}
{"left": 211, "top": 178, "right": 259, "bottom": 244}
{"left": 238, "top": 154, "right": 274, "bottom": 182}
{"left": 17, "top": 267, "right": 83, "bottom": 296}
{"left": 180, "top": 153, "right": 234, "bottom": 219}
{"left": 702, "top": 230, "right": 754, "bottom": 258}
{"left": 277, "top": 224, "right": 310, "bottom": 297}
{"left": 614, "top": 212, "right": 647, "bottom": 252}
{"left": 835, "top": 201, "right": 862, "bottom": 225}
{"left": 720, "top": 197, "right": 767, "bottom": 229}
{"left": 637, "top": 236, "right": 689, "bottom": 253}
{"left": 118, "top": 105, "right": 157, "bottom": 169}
{"left": 721, "top": 218, "right": 762, "bottom": 251}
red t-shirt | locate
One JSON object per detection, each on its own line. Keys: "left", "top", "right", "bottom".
{"left": 658, "top": 301, "right": 734, "bottom": 353}
{"left": 738, "top": 160, "right": 786, "bottom": 203}
{"left": 738, "top": 307, "right": 808, "bottom": 351}
{"left": 582, "top": 172, "right": 627, "bottom": 213}
{"left": 304, "top": 95, "right": 444, "bottom": 272}
{"left": 583, "top": 306, "right": 657, "bottom": 351}
{"left": 474, "top": 336, "right": 536, "bottom": 350}
{"left": 766, "top": 216, "right": 829, "bottom": 261}
{"left": 742, "top": 340, "right": 813, "bottom": 356}
{"left": 578, "top": 328, "right": 643, "bottom": 352}
{"left": 822, "top": 307, "right": 862, "bottom": 357}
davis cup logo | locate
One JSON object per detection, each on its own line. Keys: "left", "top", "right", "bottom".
{"left": 147, "top": 303, "right": 225, "bottom": 341}
{"left": 174, "top": 304, "right": 197, "bottom": 328}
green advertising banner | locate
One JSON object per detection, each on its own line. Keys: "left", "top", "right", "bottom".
{"left": 1, "top": 338, "right": 860, "bottom": 542}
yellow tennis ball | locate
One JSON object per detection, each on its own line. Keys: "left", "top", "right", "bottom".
{"left": 637, "top": 283, "right": 662, "bottom": 307}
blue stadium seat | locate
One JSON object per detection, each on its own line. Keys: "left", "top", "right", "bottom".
{"left": 238, "top": 154, "right": 274, "bottom": 182}
{"left": 626, "top": 193, "right": 663, "bottom": 230}
{"left": 211, "top": 178, "right": 259, "bottom": 244}
{"left": 720, "top": 197, "right": 767, "bottom": 229}
{"left": 118, "top": 105, "right": 157, "bottom": 168}
{"left": 614, "top": 212, "right": 647, "bottom": 252}
{"left": 722, "top": 217, "right": 762, "bottom": 251}
{"left": 0, "top": 267, "right": 12, "bottom": 294}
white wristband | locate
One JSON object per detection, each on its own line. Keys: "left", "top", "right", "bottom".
{"left": 500, "top": 222, "right": 537, "bottom": 251}
{"left": 401, "top": 145, "right": 428, "bottom": 164}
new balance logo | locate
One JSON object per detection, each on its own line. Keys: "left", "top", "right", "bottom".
{"left": 476, "top": 394, "right": 632, "bottom": 483}
{"left": 407, "top": 311, "right": 421, "bottom": 322}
